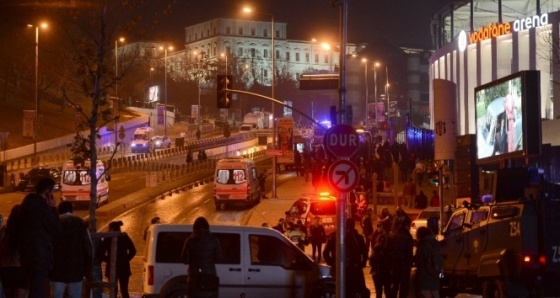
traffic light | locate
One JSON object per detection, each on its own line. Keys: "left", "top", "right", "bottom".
{"left": 217, "top": 75, "right": 232, "bottom": 109}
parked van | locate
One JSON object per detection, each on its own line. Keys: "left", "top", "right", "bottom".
{"left": 142, "top": 224, "right": 335, "bottom": 298}
{"left": 60, "top": 159, "right": 109, "bottom": 206}
{"left": 214, "top": 157, "right": 260, "bottom": 210}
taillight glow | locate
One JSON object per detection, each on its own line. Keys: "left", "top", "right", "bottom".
{"left": 148, "top": 265, "right": 154, "bottom": 285}
{"left": 539, "top": 255, "right": 546, "bottom": 265}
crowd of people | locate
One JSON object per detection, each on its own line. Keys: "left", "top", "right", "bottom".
{"left": 270, "top": 203, "right": 442, "bottom": 298}
{"left": 0, "top": 177, "right": 137, "bottom": 298}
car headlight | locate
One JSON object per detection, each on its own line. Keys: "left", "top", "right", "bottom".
{"left": 156, "top": 141, "right": 161, "bottom": 145}
{"left": 131, "top": 143, "right": 136, "bottom": 147}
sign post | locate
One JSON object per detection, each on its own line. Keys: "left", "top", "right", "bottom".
{"left": 323, "top": 123, "right": 360, "bottom": 298}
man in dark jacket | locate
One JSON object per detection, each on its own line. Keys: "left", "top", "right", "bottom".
{"left": 414, "top": 227, "right": 442, "bottom": 298}
{"left": 322, "top": 218, "right": 370, "bottom": 297}
{"left": 18, "top": 178, "right": 61, "bottom": 298}
{"left": 97, "top": 221, "right": 136, "bottom": 298}
{"left": 50, "top": 201, "right": 92, "bottom": 298}
{"left": 387, "top": 223, "right": 414, "bottom": 298}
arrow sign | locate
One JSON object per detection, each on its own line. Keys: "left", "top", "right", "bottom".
{"left": 327, "top": 160, "right": 359, "bottom": 193}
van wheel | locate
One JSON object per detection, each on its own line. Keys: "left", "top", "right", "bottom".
{"left": 219, "top": 202, "right": 227, "bottom": 211}
{"left": 482, "top": 278, "right": 507, "bottom": 298}
{"left": 311, "top": 284, "right": 335, "bottom": 298}
{"left": 160, "top": 282, "right": 187, "bottom": 298}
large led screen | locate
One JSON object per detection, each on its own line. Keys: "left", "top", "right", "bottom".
{"left": 475, "top": 71, "right": 541, "bottom": 164}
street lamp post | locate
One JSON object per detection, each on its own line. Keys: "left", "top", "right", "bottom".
{"left": 114, "top": 37, "right": 125, "bottom": 147}
{"left": 194, "top": 51, "right": 206, "bottom": 135}
{"left": 373, "top": 62, "right": 379, "bottom": 126}
{"left": 362, "top": 58, "right": 368, "bottom": 128}
{"left": 243, "top": 7, "right": 278, "bottom": 199}
{"left": 386, "top": 66, "right": 390, "bottom": 125}
{"left": 28, "top": 23, "right": 47, "bottom": 166}
{"left": 160, "top": 45, "right": 173, "bottom": 137}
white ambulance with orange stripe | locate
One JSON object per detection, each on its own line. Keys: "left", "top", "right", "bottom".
{"left": 213, "top": 157, "right": 260, "bottom": 210}
{"left": 60, "top": 159, "right": 110, "bottom": 207}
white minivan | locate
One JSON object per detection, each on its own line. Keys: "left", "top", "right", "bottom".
{"left": 142, "top": 224, "right": 335, "bottom": 298}
{"left": 214, "top": 157, "right": 260, "bottom": 210}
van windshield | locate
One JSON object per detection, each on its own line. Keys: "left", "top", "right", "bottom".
{"left": 62, "top": 170, "right": 91, "bottom": 186}
{"left": 134, "top": 134, "right": 147, "bottom": 140}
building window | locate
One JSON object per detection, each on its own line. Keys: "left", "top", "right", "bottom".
{"left": 226, "top": 46, "right": 231, "bottom": 54}
{"left": 226, "top": 27, "right": 231, "bottom": 34}
{"left": 324, "top": 55, "right": 328, "bottom": 63}
{"left": 251, "top": 28, "right": 256, "bottom": 36}
{"left": 305, "top": 53, "right": 309, "bottom": 62}
{"left": 238, "top": 28, "right": 243, "bottom": 35}
{"left": 295, "top": 53, "right": 300, "bottom": 62}
{"left": 276, "top": 49, "right": 280, "bottom": 59}
{"left": 286, "top": 52, "right": 290, "bottom": 61}
{"left": 213, "top": 28, "right": 216, "bottom": 35}
{"left": 275, "top": 30, "right": 280, "bottom": 38}
{"left": 315, "top": 54, "right": 319, "bottom": 63}
{"left": 264, "top": 49, "right": 269, "bottom": 58}
{"left": 213, "top": 47, "right": 216, "bottom": 56}
{"left": 238, "top": 47, "right": 243, "bottom": 56}
{"left": 264, "top": 69, "right": 268, "bottom": 78}
{"left": 251, "top": 48, "right": 256, "bottom": 57}
{"left": 263, "top": 29, "right": 268, "bottom": 37}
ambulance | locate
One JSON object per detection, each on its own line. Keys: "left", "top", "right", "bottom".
{"left": 60, "top": 159, "right": 110, "bottom": 207}
{"left": 213, "top": 157, "right": 260, "bottom": 210}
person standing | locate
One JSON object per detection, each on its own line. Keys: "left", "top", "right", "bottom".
{"left": 402, "top": 178, "right": 416, "bottom": 208}
{"left": 285, "top": 222, "right": 306, "bottom": 251}
{"left": 258, "top": 170, "right": 268, "bottom": 199}
{"left": 143, "top": 216, "right": 161, "bottom": 241}
{"left": 302, "top": 148, "right": 312, "bottom": 182}
{"left": 322, "top": 218, "right": 369, "bottom": 297}
{"left": 378, "top": 207, "right": 393, "bottom": 235}
{"left": 416, "top": 190, "right": 428, "bottom": 209}
{"left": 294, "top": 150, "right": 302, "bottom": 177}
{"left": 414, "top": 227, "right": 442, "bottom": 298}
{"left": 50, "top": 201, "right": 92, "bottom": 298}
{"left": 97, "top": 221, "right": 136, "bottom": 298}
{"left": 430, "top": 190, "right": 440, "bottom": 207}
{"left": 308, "top": 218, "right": 326, "bottom": 263}
{"left": 0, "top": 205, "right": 28, "bottom": 298}
{"left": 181, "top": 217, "right": 223, "bottom": 298}
{"left": 272, "top": 218, "right": 286, "bottom": 234}
{"left": 361, "top": 208, "right": 374, "bottom": 254}
{"left": 17, "top": 178, "right": 61, "bottom": 298}
{"left": 369, "top": 233, "right": 391, "bottom": 298}
{"left": 387, "top": 221, "right": 414, "bottom": 298}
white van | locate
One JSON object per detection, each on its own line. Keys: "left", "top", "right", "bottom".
{"left": 142, "top": 224, "right": 335, "bottom": 298}
{"left": 60, "top": 159, "right": 109, "bottom": 206}
{"left": 214, "top": 158, "right": 260, "bottom": 210}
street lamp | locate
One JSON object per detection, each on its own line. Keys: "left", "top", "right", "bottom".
{"left": 28, "top": 22, "right": 47, "bottom": 166}
{"left": 193, "top": 50, "right": 207, "bottom": 135}
{"left": 373, "top": 62, "right": 380, "bottom": 126}
{"left": 159, "top": 45, "right": 173, "bottom": 137}
{"left": 243, "top": 7, "right": 278, "bottom": 199}
{"left": 362, "top": 58, "right": 369, "bottom": 128}
{"left": 114, "top": 37, "right": 125, "bottom": 147}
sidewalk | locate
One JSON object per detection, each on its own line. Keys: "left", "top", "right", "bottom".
{"left": 247, "top": 173, "right": 424, "bottom": 298}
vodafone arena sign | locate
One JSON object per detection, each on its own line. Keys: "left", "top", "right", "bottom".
{"left": 323, "top": 124, "right": 360, "bottom": 158}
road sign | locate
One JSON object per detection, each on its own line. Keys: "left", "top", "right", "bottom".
{"left": 323, "top": 124, "right": 360, "bottom": 158}
{"left": 118, "top": 126, "right": 126, "bottom": 140}
{"left": 327, "top": 160, "right": 359, "bottom": 193}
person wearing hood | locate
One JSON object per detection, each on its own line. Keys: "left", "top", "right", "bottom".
{"left": 49, "top": 201, "right": 92, "bottom": 298}
{"left": 181, "top": 217, "right": 223, "bottom": 298}
{"left": 414, "top": 226, "right": 443, "bottom": 298}
{"left": 97, "top": 220, "right": 136, "bottom": 298}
